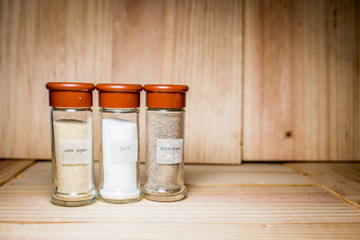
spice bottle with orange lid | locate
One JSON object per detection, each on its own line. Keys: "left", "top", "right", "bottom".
{"left": 46, "top": 82, "right": 97, "bottom": 207}
{"left": 143, "top": 84, "right": 189, "bottom": 202}
{"left": 96, "top": 84, "right": 143, "bottom": 204}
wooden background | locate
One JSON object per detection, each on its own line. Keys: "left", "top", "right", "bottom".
{"left": 0, "top": 0, "right": 359, "bottom": 163}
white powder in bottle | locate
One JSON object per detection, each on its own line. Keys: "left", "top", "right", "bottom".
{"left": 100, "top": 118, "right": 141, "bottom": 200}
{"left": 53, "top": 119, "right": 93, "bottom": 195}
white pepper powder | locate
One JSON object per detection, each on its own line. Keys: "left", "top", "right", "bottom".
{"left": 53, "top": 119, "right": 93, "bottom": 194}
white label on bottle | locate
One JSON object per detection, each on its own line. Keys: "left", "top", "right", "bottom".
{"left": 111, "top": 139, "right": 138, "bottom": 164}
{"left": 60, "top": 139, "right": 91, "bottom": 165}
{"left": 156, "top": 139, "right": 183, "bottom": 164}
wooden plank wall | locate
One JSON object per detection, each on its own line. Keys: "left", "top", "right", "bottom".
{"left": 0, "top": 0, "right": 359, "bottom": 163}
{"left": 110, "top": 0, "right": 242, "bottom": 164}
{"left": 0, "top": 0, "right": 113, "bottom": 159}
{"left": 243, "top": 0, "right": 360, "bottom": 161}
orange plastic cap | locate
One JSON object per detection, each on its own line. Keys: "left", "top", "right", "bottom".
{"left": 96, "top": 84, "right": 143, "bottom": 108}
{"left": 45, "top": 82, "right": 95, "bottom": 108}
{"left": 144, "top": 84, "right": 189, "bottom": 108}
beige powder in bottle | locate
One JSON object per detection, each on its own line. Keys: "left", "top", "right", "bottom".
{"left": 53, "top": 119, "right": 93, "bottom": 195}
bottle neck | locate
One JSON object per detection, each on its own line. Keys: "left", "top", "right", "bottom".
{"left": 51, "top": 107, "right": 92, "bottom": 112}
{"left": 147, "top": 107, "right": 184, "bottom": 112}
{"left": 100, "top": 107, "right": 139, "bottom": 113}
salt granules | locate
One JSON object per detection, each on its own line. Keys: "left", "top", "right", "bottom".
{"left": 100, "top": 118, "right": 140, "bottom": 200}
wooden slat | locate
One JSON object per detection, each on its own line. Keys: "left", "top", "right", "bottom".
{"left": 0, "top": 160, "right": 34, "bottom": 186}
{"left": 0, "top": 223, "right": 359, "bottom": 240}
{"left": 0, "top": 0, "right": 113, "bottom": 159}
{"left": 111, "top": 0, "right": 243, "bottom": 164}
{"left": 243, "top": 0, "right": 360, "bottom": 161}
{"left": 1, "top": 162, "right": 359, "bottom": 239}
{"left": 287, "top": 163, "right": 360, "bottom": 209}
{"left": 8, "top": 162, "right": 313, "bottom": 186}
{"left": 327, "top": 0, "right": 360, "bottom": 160}
{"left": 0, "top": 0, "right": 38, "bottom": 158}
{"left": 183, "top": 164, "right": 314, "bottom": 185}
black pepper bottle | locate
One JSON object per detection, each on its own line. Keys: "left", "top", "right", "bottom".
{"left": 143, "top": 84, "right": 189, "bottom": 202}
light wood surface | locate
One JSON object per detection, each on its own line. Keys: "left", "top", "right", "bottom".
{"left": 0, "top": 160, "right": 34, "bottom": 186}
{"left": 0, "top": 0, "right": 242, "bottom": 164}
{"left": 184, "top": 164, "right": 314, "bottom": 185}
{"left": 1, "top": 0, "right": 359, "bottom": 162}
{"left": 0, "top": 0, "right": 113, "bottom": 160}
{"left": 111, "top": 0, "right": 243, "bottom": 164}
{"left": 0, "top": 162, "right": 360, "bottom": 239}
{"left": 243, "top": 0, "right": 360, "bottom": 161}
{"left": 287, "top": 163, "right": 360, "bottom": 209}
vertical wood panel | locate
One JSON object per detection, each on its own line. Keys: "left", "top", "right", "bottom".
{"left": 112, "top": 0, "right": 243, "bottom": 164}
{"left": 0, "top": 0, "right": 38, "bottom": 158}
{"left": 0, "top": 0, "right": 113, "bottom": 159}
{"left": 327, "top": 0, "right": 360, "bottom": 160}
{"left": 111, "top": 0, "right": 167, "bottom": 163}
{"left": 1, "top": 0, "right": 358, "bottom": 162}
{"left": 243, "top": 0, "right": 360, "bottom": 161}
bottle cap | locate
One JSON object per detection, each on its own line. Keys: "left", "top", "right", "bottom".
{"left": 45, "top": 82, "right": 95, "bottom": 108}
{"left": 96, "top": 84, "right": 143, "bottom": 108}
{"left": 144, "top": 84, "right": 189, "bottom": 108}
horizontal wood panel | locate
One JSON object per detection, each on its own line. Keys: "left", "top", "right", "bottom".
{"left": 183, "top": 164, "right": 314, "bottom": 185}
{"left": 0, "top": 160, "right": 34, "bottom": 186}
{"left": 287, "top": 163, "right": 360, "bottom": 208}
{"left": 0, "top": 162, "right": 359, "bottom": 239}
{"left": 0, "top": 223, "right": 360, "bottom": 240}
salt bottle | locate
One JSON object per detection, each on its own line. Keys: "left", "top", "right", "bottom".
{"left": 143, "top": 84, "right": 189, "bottom": 202}
{"left": 46, "top": 82, "right": 97, "bottom": 207}
{"left": 96, "top": 84, "right": 143, "bottom": 204}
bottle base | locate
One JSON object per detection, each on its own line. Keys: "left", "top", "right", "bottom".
{"left": 51, "top": 189, "right": 98, "bottom": 207}
{"left": 99, "top": 187, "right": 142, "bottom": 204}
{"left": 99, "top": 194, "right": 142, "bottom": 204}
{"left": 143, "top": 185, "right": 186, "bottom": 202}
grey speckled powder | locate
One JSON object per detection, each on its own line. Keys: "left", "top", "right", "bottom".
{"left": 145, "top": 110, "right": 184, "bottom": 193}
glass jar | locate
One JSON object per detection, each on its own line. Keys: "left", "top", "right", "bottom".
{"left": 45, "top": 82, "right": 97, "bottom": 207}
{"left": 143, "top": 84, "right": 189, "bottom": 202}
{"left": 96, "top": 84, "right": 143, "bottom": 204}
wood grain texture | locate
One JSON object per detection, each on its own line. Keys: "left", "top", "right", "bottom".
{"left": 1, "top": 162, "right": 360, "bottom": 239}
{"left": 1, "top": 0, "right": 359, "bottom": 162}
{"left": 0, "top": 0, "right": 242, "bottom": 164}
{"left": 111, "top": 0, "right": 243, "bottom": 164}
{"left": 0, "top": 223, "right": 360, "bottom": 240}
{"left": 0, "top": 0, "right": 113, "bottom": 159}
{"left": 183, "top": 164, "right": 314, "bottom": 185}
{"left": 243, "top": 0, "right": 360, "bottom": 161}
{"left": 287, "top": 163, "right": 360, "bottom": 209}
{"left": 137, "top": 163, "right": 314, "bottom": 186}
{"left": 0, "top": 159, "right": 34, "bottom": 186}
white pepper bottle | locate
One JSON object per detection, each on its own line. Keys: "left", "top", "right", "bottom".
{"left": 96, "top": 84, "right": 143, "bottom": 204}
{"left": 45, "top": 82, "right": 97, "bottom": 207}
{"left": 143, "top": 84, "right": 189, "bottom": 202}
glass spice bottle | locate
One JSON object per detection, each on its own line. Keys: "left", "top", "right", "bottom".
{"left": 143, "top": 84, "right": 189, "bottom": 202}
{"left": 46, "top": 82, "right": 97, "bottom": 207}
{"left": 96, "top": 84, "right": 143, "bottom": 204}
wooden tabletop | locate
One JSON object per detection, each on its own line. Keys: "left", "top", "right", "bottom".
{"left": 0, "top": 160, "right": 359, "bottom": 239}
